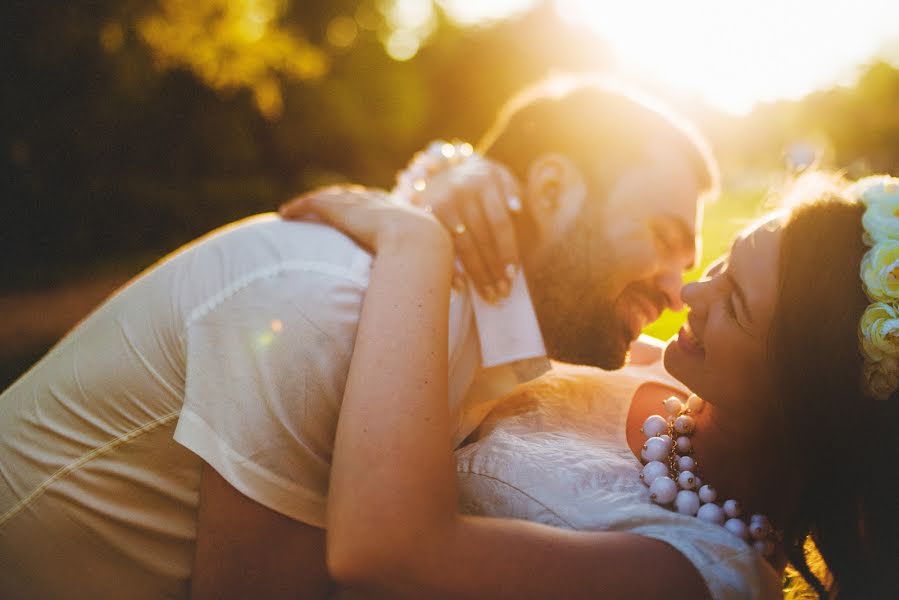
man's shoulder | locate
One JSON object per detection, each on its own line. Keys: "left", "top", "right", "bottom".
{"left": 214, "top": 213, "right": 367, "bottom": 257}
{"left": 181, "top": 214, "right": 373, "bottom": 284}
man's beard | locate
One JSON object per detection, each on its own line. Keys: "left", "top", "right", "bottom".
{"left": 527, "top": 222, "right": 631, "bottom": 370}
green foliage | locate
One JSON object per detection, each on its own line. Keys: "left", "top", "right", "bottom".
{"left": 137, "top": 0, "right": 329, "bottom": 118}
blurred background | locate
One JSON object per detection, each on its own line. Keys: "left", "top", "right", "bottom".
{"left": 3, "top": 0, "right": 899, "bottom": 389}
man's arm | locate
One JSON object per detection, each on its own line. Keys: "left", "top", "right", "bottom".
{"left": 190, "top": 462, "right": 332, "bottom": 600}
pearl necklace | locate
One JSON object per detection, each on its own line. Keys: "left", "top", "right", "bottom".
{"left": 639, "top": 393, "right": 778, "bottom": 557}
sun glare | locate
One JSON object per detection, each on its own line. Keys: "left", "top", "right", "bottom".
{"left": 555, "top": 0, "right": 899, "bottom": 114}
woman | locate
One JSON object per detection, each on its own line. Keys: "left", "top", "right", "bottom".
{"left": 289, "top": 175, "right": 899, "bottom": 598}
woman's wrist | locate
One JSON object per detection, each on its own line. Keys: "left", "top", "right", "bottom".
{"left": 378, "top": 218, "right": 453, "bottom": 257}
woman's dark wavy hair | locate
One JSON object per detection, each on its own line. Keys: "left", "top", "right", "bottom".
{"left": 769, "top": 179, "right": 899, "bottom": 598}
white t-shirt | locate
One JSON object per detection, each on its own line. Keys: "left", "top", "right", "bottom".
{"left": 0, "top": 215, "right": 543, "bottom": 599}
{"left": 455, "top": 361, "right": 783, "bottom": 600}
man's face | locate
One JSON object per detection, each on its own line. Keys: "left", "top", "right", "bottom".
{"left": 528, "top": 151, "right": 701, "bottom": 369}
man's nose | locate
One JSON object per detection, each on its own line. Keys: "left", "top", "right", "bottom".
{"left": 656, "top": 268, "right": 685, "bottom": 312}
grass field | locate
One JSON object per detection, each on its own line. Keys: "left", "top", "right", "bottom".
{"left": 642, "top": 186, "right": 771, "bottom": 341}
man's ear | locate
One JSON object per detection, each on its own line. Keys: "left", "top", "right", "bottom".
{"left": 524, "top": 153, "right": 587, "bottom": 242}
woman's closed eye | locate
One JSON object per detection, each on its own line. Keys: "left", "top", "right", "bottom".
{"left": 702, "top": 257, "right": 743, "bottom": 324}
{"left": 724, "top": 287, "right": 739, "bottom": 319}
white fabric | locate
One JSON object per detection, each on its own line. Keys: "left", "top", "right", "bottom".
{"left": 0, "top": 214, "right": 543, "bottom": 599}
{"left": 455, "top": 361, "right": 783, "bottom": 600}
{"left": 469, "top": 269, "right": 546, "bottom": 367}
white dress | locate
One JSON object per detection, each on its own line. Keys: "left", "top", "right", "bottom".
{"left": 454, "top": 361, "right": 783, "bottom": 600}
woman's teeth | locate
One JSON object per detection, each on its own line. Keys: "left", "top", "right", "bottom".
{"left": 682, "top": 322, "right": 703, "bottom": 349}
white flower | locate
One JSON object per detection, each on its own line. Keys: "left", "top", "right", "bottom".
{"left": 848, "top": 175, "right": 899, "bottom": 206}
{"left": 859, "top": 302, "right": 899, "bottom": 361}
{"left": 860, "top": 241, "right": 899, "bottom": 302}
{"left": 853, "top": 176, "right": 899, "bottom": 244}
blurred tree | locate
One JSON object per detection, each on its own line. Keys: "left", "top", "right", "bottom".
{"left": 137, "top": 0, "right": 329, "bottom": 118}
{"left": 2, "top": 0, "right": 898, "bottom": 296}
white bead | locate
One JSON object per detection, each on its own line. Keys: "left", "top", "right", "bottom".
{"left": 641, "top": 415, "right": 668, "bottom": 437}
{"left": 692, "top": 476, "right": 702, "bottom": 490}
{"left": 642, "top": 437, "right": 670, "bottom": 463}
{"left": 649, "top": 476, "right": 678, "bottom": 504}
{"left": 640, "top": 461, "right": 669, "bottom": 485}
{"left": 749, "top": 515, "right": 772, "bottom": 540}
{"left": 697, "top": 502, "right": 726, "bottom": 525}
{"left": 674, "top": 415, "right": 696, "bottom": 435}
{"left": 654, "top": 434, "right": 672, "bottom": 454}
{"left": 677, "top": 470, "right": 697, "bottom": 490}
{"left": 753, "top": 539, "right": 775, "bottom": 557}
{"left": 676, "top": 455, "right": 696, "bottom": 471}
{"left": 723, "top": 499, "right": 742, "bottom": 518}
{"left": 674, "top": 490, "right": 701, "bottom": 515}
{"left": 663, "top": 396, "right": 684, "bottom": 415}
{"left": 724, "top": 518, "right": 749, "bottom": 540}
{"left": 698, "top": 484, "right": 717, "bottom": 503}
{"left": 676, "top": 436, "right": 692, "bottom": 454}
{"left": 686, "top": 393, "right": 705, "bottom": 413}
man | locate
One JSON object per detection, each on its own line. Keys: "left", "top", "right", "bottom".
{"left": 0, "top": 78, "right": 717, "bottom": 599}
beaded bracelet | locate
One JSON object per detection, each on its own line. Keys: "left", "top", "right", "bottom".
{"left": 394, "top": 140, "right": 475, "bottom": 207}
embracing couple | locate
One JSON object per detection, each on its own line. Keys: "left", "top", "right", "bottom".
{"left": 1, "top": 77, "right": 896, "bottom": 599}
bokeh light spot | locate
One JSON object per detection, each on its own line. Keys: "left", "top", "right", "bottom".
{"left": 385, "top": 30, "right": 420, "bottom": 61}
{"left": 327, "top": 16, "right": 359, "bottom": 48}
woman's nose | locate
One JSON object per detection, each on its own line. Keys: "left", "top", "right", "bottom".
{"left": 680, "top": 280, "right": 704, "bottom": 308}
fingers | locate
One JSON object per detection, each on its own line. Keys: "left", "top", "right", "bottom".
{"left": 443, "top": 205, "right": 497, "bottom": 302}
{"left": 277, "top": 186, "right": 382, "bottom": 251}
{"left": 480, "top": 174, "right": 520, "bottom": 283}
{"left": 278, "top": 185, "right": 368, "bottom": 219}
{"left": 420, "top": 159, "right": 523, "bottom": 303}
{"left": 278, "top": 192, "right": 316, "bottom": 219}
{"left": 493, "top": 162, "right": 523, "bottom": 214}
{"left": 458, "top": 189, "right": 508, "bottom": 296}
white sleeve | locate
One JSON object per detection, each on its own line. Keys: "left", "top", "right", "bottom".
{"left": 174, "top": 267, "right": 365, "bottom": 527}
{"left": 626, "top": 517, "right": 783, "bottom": 600}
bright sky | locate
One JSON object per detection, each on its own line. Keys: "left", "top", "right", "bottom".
{"left": 437, "top": 0, "right": 899, "bottom": 114}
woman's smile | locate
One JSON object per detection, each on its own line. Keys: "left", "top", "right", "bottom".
{"left": 675, "top": 318, "right": 704, "bottom": 356}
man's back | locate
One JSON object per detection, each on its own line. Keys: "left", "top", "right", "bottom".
{"left": 0, "top": 215, "right": 373, "bottom": 598}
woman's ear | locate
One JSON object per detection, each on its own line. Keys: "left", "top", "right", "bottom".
{"left": 524, "top": 153, "right": 587, "bottom": 242}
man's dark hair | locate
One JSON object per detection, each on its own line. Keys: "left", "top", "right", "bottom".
{"left": 477, "top": 75, "right": 719, "bottom": 200}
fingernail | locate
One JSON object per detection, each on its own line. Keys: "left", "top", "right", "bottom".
{"left": 496, "top": 280, "right": 510, "bottom": 298}
{"left": 505, "top": 263, "right": 517, "bottom": 281}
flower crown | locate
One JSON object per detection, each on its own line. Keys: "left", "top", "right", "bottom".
{"left": 853, "top": 176, "right": 899, "bottom": 400}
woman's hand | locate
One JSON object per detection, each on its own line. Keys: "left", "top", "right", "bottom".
{"left": 279, "top": 186, "right": 451, "bottom": 255}
{"left": 417, "top": 158, "right": 522, "bottom": 302}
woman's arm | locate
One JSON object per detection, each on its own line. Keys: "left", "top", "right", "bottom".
{"left": 293, "top": 188, "right": 712, "bottom": 600}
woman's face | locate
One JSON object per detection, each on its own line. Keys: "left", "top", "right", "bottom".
{"left": 664, "top": 218, "right": 784, "bottom": 417}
